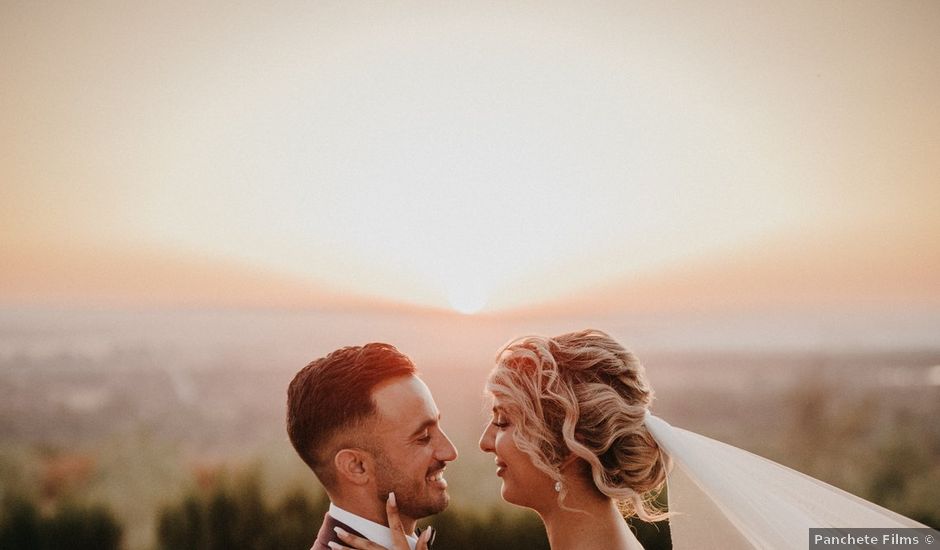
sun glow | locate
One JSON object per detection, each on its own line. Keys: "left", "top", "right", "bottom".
{"left": 4, "top": 3, "right": 938, "bottom": 313}
{"left": 446, "top": 288, "right": 488, "bottom": 315}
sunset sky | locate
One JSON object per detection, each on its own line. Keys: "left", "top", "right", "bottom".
{"left": 3, "top": 1, "right": 939, "bottom": 314}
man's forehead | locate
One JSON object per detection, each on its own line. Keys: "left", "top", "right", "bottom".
{"left": 372, "top": 375, "right": 440, "bottom": 425}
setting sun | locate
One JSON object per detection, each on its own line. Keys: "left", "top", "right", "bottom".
{"left": 446, "top": 287, "right": 488, "bottom": 315}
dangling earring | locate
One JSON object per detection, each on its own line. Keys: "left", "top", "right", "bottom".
{"left": 554, "top": 481, "right": 563, "bottom": 493}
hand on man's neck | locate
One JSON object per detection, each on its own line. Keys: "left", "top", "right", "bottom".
{"left": 331, "top": 492, "right": 418, "bottom": 535}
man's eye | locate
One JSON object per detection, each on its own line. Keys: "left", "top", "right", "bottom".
{"left": 417, "top": 433, "right": 432, "bottom": 444}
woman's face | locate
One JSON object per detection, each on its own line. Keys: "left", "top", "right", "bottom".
{"left": 478, "top": 397, "right": 557, "bottom": 510}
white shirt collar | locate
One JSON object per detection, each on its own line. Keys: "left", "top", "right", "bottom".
{"left": 329, "top": 503, "right": 418, "bottom": 550}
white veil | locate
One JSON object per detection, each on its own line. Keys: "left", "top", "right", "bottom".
{"left": 643, "top": 413, "right": 928, "bottom": 549}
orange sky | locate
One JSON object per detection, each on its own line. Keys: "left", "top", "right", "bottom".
{"left": 0, "top": 241, "right": 398, "bottom": 311}
{"left": 528, "top": 215, "right": 940, "bottom": 316}
{"left": 2, "top": 1, "right": 939, "bottom": 314}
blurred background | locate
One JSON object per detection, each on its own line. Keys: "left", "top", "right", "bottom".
{"left": 2, "top": 1, "right": 938, "bottom": 548}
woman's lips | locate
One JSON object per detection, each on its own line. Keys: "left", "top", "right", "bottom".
{"left": 495, "top": 459, "right": 507, "bottom": 477}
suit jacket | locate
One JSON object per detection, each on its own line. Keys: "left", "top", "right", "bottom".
{"left": 311, "top": 513, "right": 367, "bottom": 550}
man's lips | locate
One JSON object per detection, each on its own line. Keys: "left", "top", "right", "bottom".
{"left": 426, "top": 466, "right": 448, "bottom": 487}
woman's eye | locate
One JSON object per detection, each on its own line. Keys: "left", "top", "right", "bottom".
{"left": 491, "top": 417, "right": 509, "bottom": 428}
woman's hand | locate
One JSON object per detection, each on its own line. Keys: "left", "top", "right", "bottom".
{"left": 328, "top": 492, "right": 433, "bottom": 550}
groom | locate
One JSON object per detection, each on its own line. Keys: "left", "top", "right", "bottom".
{"left": 287, "top": 343, "right": 458, "bottom": 550}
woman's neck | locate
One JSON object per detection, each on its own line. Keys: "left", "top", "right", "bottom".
{"left": 538, "top": 493, "right": 640, "bottom": 550}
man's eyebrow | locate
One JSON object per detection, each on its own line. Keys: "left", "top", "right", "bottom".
{"left": 408, "top": 414, "right": 441, "bottom": 438}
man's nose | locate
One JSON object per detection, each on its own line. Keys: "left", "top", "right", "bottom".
{"left": 436, "top": 430, "right": 459, "bottom": 462}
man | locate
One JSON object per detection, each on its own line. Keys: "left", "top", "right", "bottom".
{"left": 287, "top": 343, "right": 458, "bottom": 550}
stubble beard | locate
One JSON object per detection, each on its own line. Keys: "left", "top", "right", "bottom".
{"left": 375, "top": 455, "right": 448, "bottom": 520}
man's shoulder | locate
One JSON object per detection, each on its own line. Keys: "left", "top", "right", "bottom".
{"left": 311, "top": 513, "right": 366, "bottom": 550}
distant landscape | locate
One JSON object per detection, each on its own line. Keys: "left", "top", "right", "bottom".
{"left": 1, "top": 307, "right": 938, "bottom": 549}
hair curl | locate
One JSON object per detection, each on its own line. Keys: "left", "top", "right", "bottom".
{"left": 486, "top": 329, "right": 670, "bottom": 521}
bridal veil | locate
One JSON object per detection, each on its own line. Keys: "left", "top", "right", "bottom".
{"left": 644, "top": 413, "right": 929, "bottom": 549}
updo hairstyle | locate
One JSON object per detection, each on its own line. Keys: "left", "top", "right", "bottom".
{"left": 486, "top": 329, "right": 670, "bottom": 521}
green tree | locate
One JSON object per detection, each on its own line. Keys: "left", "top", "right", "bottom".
{"left": 156, "top": 469, "right": 326, "bottom": 550}
{"left": 266, "top": 487, "right": 326, "bottom": 549}
{"left": 0, "top": 496, "right": 42, "bottom": 550}
{"left": 0, "top": 495, "right": 122, "bottom": 550}
{"left": 45, "top": 502, "right": 123, "bottom": 550}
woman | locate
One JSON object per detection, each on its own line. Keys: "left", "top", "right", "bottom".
{"left": 476, "top": 328, "right": 668, "bottom": 549}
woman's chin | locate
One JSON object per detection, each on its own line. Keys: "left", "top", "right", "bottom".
{"left": 499, "top": 483, "right": 527, "bottom": 508}
{"left": 499, "top": 483, "right": 516, "bottom": 504}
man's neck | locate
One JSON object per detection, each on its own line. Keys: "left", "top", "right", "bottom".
{"left": 330, "top": 495, "right": 418, "bottom": 535}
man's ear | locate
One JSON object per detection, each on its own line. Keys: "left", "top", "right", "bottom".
{"left": 334, "top": 448, "right": 373, "bottom": 485}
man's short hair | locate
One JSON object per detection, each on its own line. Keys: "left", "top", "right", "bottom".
{"left": 286, "top": 343, "right": 416, "bottom": 487}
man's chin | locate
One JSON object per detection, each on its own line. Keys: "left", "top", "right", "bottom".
{"left": 434, "top": 493, "right": 450, "bottom": 513}
{"left": 400, "top": 494, "right": 449, "bottom": 519}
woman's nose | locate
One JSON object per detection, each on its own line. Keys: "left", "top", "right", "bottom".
{"left": 478, "top": 424, "right": 495, "bottom": 453}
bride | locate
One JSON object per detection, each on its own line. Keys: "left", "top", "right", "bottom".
{"left": 333, "top": 329, "right": 928, "bottom": 550}
{"left": 476, "top": 328, "right": 666, "bottom": 550}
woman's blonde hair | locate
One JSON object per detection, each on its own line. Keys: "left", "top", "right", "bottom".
{"left": 486, "top": 329, "right": 670, "bottom": 521}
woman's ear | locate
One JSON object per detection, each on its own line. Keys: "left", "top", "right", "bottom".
{"left": 334, "top": 448, "right": 373, "bottom": 485}
{"left": 559, "top": 454, "right": 581, "bottom": 472}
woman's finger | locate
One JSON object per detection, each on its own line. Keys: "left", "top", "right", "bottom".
{"left": 333, "top": 526, "right": 390, "bottom": 550}
{"left": 415, "top": 526, "right": 434, "bottom": 550}
{"left": 385, "top": 492, "right": 413, "bottom": 549}
{"left": 385, "top": 492, "right": 405, "bottom": 535}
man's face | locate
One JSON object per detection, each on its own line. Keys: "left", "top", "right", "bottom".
{"left": 369, "top": 375, "right": 458, "bottom": 521}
